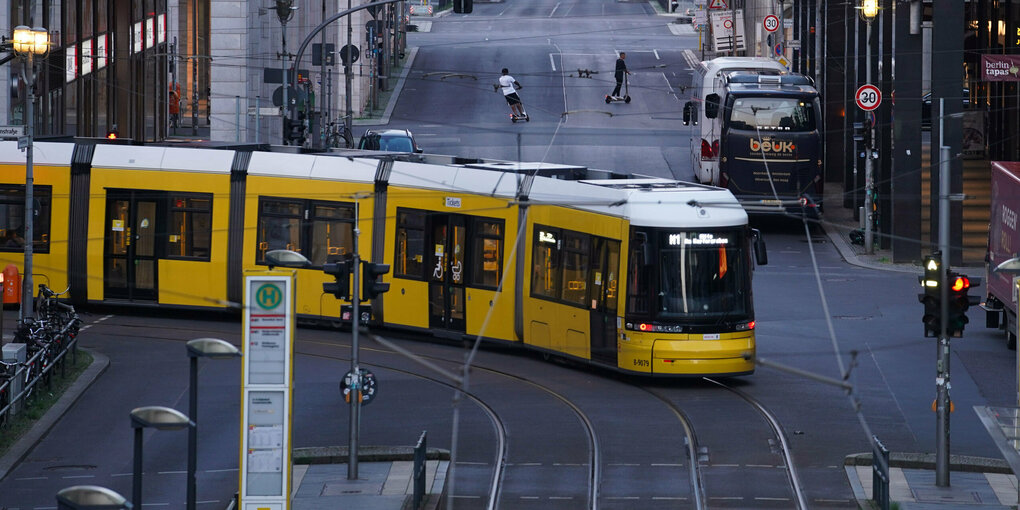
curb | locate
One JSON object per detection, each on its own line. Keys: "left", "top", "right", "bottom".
{"left": 293, "top": 445, "right": 451, "bottom": 464}
{"left": 0, "top": 348, "right": 109, "bottom": 481}
{"left": 821, "top": 218, "right": 922, "bottom": 274}
{"left": 352, "top": 46, "right": 420, "bottom": 127}
{"left": 844, "top": 452, "right": 1012, "bottom": 474}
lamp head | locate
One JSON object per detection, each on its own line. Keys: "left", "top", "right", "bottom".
{"left": 56, "top": 485, "right": 132, "bottom": 509}
{"left": 187, "top": 338, "right": 242, "bottom": 359}
{"left": 264, "top": 249, "right": 310, "bottom": 270}
{"left": 859, "top": 0, "right": 879, "bottom": 21}
{"left": 12, "top": 26, "right": 50, "bottom": 55}
{"left": 129, "top": 406, "right": 192, "bottom": 430}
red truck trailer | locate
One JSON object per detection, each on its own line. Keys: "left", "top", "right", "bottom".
{"left": 984, "top": 161, "right": 1020, "bottom": 348}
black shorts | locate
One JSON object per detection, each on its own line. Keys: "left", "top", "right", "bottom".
{"left": 504, "top": 93, "right": 521, "bottom": 106}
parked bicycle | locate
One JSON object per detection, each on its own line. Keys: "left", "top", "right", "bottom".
{"left": 325, "top": 120, "right": 354, "bottom": 149}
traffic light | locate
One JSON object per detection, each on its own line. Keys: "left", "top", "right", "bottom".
{"left": 918, "top": 253, "right": 942, "bottom": 337}
{"left": 946, "top": 271, "right": 971, "bottom": 337}
{"left": 106, "top": 124, "right": 119, "bottom": 139}
{"left": 453, "top": 0, "right": 472, "bottom": 13}
{"left": 362, "top": 262, "right": 390, "bottom": 300}
{"left": 323, "top": 261, "right": 350, "bottom": 300}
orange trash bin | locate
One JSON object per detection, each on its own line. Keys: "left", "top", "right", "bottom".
{"left": 3, "top": 264, "right": 21, "bottom": 306}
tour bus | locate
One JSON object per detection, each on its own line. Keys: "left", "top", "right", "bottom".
{"left": 683, "top": 57, "right": 824, "bottom": 216}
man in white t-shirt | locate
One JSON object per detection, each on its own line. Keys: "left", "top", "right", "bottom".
{"left": 498, "top": 68, "right": 524, "bottom": 118}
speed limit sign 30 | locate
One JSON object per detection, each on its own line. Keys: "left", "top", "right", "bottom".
{"left": 763, "top": 15, "right": 779, "bottom": 32}
{"left": 855, "top": 84, "right": 882, "bottom": 111}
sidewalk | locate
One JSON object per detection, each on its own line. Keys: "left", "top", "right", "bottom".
{"left": 822, "top": 186, "right": 1020, "bottom": 508}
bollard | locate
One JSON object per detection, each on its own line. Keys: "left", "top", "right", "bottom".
{"left": 413, "top": 431, "right": 427, "bottom": 510}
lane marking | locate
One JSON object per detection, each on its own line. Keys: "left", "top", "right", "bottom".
{"left": 550, "top": 53, "right": 557, "bottom": 72}
{"left": 61, "top": 475, "right": 96, "bottom": 479}
{"left": 549, "top": 2, "right": 560, "bottom": 17}
{"left": 451, "top": 495, "right": 482, "bottom": 499}
{"left": 651, "top": 463, "right": 683, "bottom": 467}
{"left": 15, "top": 476, "right": 48, "bottom": 480}
{"left": 654, "top": 49, "right": 660, "bottom": 60}
{"left": 755, "top": 497, "right": 792, "bottom": 501}
{"left": 158, "top": 470, "right": 187, "bottom": 475}
{"left": 205, "top": 468, "right": 239, "bottom": 473}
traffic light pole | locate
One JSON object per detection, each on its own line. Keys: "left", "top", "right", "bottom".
{"left": 935, "top": 102, "right": 951, "bottom": 486}
{"left": 349, "top": 200, "right": 361, "bottom": 480}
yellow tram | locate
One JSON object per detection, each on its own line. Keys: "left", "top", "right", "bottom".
{"left": 0, "top": 141, "right": 766, "bottom": 376}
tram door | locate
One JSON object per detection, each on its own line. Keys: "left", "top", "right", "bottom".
{"left": 104, "top": 191, "right": 160, "bottom": 301}
{"left": 428, "top": 214, "right": 466, "bottom": 331}
{"left": 589, "top": 239, "right": 620, "bottom": 365}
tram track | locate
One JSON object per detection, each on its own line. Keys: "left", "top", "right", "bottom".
{"left": 297, "top": 334, "right": 602, "bottom": 510}
{"left": 646, "top": 377, "right": 807, "bottom": 509}
{"left": 83, "top": 316, "right": 803, "bottom": 508}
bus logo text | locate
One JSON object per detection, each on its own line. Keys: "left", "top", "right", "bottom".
{"left": 749, "top": 139, "right": 796, "bottom": 153}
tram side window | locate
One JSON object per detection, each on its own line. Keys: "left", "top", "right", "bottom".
{"left": 472, "top": 219, "right": 503, "bottom": 288}
{"left": 0, "top": 185, "right": 50, "bottom": 253}
{"left": 626, "top": 236, "right": 649, "bottom": 315}
{"left": 394, "top": 208, "right": 426, "bottom": 279}
{"left": 560, "top": 232, "right": 590, "bottom": 306}
{"left": 167, "top": 194, "right": 212, "bottom": 260}
{"left": 256, "top": 197, "right": 355, "bottom": 267}
{"left": 257, "top": 199, "right": 303, "bottom": 264}
{"left": 531, "top": 226, "right": 560, "bottom": 299}
{"left": 310, "top": 203, "right": 355, "bottom": 266}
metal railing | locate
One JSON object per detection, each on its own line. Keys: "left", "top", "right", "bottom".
{"left": 0, "top": 288, "right": 81, "bottom": 427}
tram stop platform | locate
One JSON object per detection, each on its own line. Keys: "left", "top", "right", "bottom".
{"left": 288, "top": 446, "right": 449, "bottom": 510}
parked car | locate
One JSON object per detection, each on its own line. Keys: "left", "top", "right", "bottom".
{"left": 357, "top": 129, "right": 422, "bottom": 153}
{"left": 921, "top": 88, "right": 970, "bottom": 129}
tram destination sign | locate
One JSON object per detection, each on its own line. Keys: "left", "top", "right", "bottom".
{"left": 0, "top": 125, "right": 26, "bottom": 138}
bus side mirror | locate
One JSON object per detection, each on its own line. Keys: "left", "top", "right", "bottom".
{"left": 705, "top": 93, "right": 720, "bottom": 119}
{"left": 683, "top": 102, "right": 692, "bottom": 125}
{"left": 752, "top": 228, "right": 768, "bottom": 266}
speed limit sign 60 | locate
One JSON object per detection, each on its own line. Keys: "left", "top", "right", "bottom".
{"left": 763, "top": 15, "right": 779, "bottom": 32}
{"left": 855, "top": 84, "right": 882, "bottom": 111}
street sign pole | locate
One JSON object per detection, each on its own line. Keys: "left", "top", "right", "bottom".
{"left": 349, "top": 199, "right": 361, "bottom": 479}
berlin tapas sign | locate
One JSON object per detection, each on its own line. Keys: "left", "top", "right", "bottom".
{"left": 855, "top": 84, "right": 882, "bottom": 111}
{"left": 763, "top": 14, "right": 779, "bottom": 32}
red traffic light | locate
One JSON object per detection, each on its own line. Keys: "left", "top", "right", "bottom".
{"left": 951, "top": 276, "right": 970, "bottom": 292}
{"left": 106, "top": 131, "right": 118, "bottom": 139}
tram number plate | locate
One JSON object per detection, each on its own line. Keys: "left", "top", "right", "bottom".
{"left": 759, "top": 199, "right": 782, "bottom": 206}
{"left": 702, "top": 333, "right": 720, "bottom": 340}
{"left": 632, "top": 359, "right": 650, "bottom": 367}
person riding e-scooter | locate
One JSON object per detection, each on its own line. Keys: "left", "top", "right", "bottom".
{"left": 498, "top": 68, "right": 525, "bottom": 118}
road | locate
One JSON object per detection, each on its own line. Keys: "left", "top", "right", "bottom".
{"left": 2, "top": 0, "right": 1017, "bottom": 508}
{"left": 397, "top": 0, "right": 697, "bottom": 180}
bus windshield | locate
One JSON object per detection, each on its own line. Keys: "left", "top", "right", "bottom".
{"left": 726, "top": 97, "right": 815, "bottom": 132}
{"left": 657, "top": 231, "right": 751, "bottom": 320}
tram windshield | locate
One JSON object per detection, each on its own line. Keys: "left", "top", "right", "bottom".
{"left": 656, "top": 230, "right": 751, "bottom": 319}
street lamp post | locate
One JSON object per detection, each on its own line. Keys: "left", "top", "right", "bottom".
{"left": 56, "top": 485, "right": 132, "bottom": 509}
{"left": 185, "top": 338, "right": 241, "bottom": 510}
{"left": 129, "top": 406, "right": 191, "bottom": 509}
{"left": 11, "top": 26, "right": 50, "bottom": 321}
{"left": 859, "top": 1, "right": 878, "bottom": 255}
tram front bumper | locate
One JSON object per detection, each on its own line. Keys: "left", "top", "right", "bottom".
{"left": 650, "top": 335, "right": 755, "bottom": 376}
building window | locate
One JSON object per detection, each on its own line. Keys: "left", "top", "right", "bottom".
{"left": 167, "top": 194, "right": 212, "bottom": 260}
{"left": 0, "top": 185, "right": 51, "bottom": 253}
{"left": 394, "top": 208, "right": 426, "bottom": 279}
{"left": 471, "top": 219, "right": 503, "bottom": 288}
{"left": 255, "top": 197, "right": 354, "bottom": 267}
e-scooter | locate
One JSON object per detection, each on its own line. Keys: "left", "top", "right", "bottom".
{"left": 605, "top": 72, "right": 632, "bottom": 104}
{"left": 494, "top": 84, "right": 530, "bottom": 123}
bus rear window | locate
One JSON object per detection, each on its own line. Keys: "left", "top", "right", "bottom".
{"left": 727, "top": 97, "right": 815, "bottom": 132}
